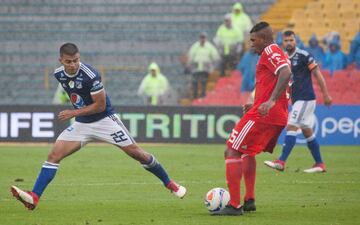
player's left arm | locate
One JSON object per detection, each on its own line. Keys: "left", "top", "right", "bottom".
{"left": 258, "top": 65, "right": 292, "bottom": 116}
{"left": 311, "top": 66, "right": 332, "bottom": 106}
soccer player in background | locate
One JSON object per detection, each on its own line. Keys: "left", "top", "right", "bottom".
{"left": 11, "top": 43, "right": 186, "bottom": 210}
{"left": 212, "top": 22, "right": 292, "bottom": 215}
{"left": 264, "top": 30, "right": 332, "bottom": 173}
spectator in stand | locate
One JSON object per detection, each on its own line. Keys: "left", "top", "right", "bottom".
{"left": 214, "top": 13, "right": 243, "bottom": 76}
{"left": 295, "top": 35, "right": 305, "bottom": 50}
{"left": 306, "top": 33, "right": 325, "bottom": 66}
{"left": 137, "top": 62, "right": 169, "bottom": 105}
{"left": 236, "top": 40, "right": 259, "bottom": 104}
{"left": 322, "top": 31, "right": 340, "bottom": 47}
{"left": 188, "top": 32, "right": 220, "bottom": 99}
{"left": 323, "top": 39, "right": 348, "bottom": 75}
{"left": 231, "top": 2, "right": 253, "bottom": 38}
{"left": 348, "top": 31, "right": 360, "bottom": 69}
{"left": 275, "top": 31, "right": 283, "bottom": 47}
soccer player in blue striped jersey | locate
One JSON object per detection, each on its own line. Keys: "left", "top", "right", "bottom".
{"left": 11, "top": 43, "right": 186, "bottom": 210}
{"left": 264, "top": 30, "right": 332, "bottom": 173}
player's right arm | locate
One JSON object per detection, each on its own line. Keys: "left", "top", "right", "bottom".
{"left": 258, "top": 66, "right": 292, "bottom": 116}
{"left": 58, "top": 90, "right": 106, "bottom": 121}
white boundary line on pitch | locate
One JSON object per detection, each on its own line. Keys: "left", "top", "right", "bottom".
{"left": 0, "top": 142, "right": 211, "bottom": 147}
{"left": 16, "top": 180, "right": 357, "bottom": 186}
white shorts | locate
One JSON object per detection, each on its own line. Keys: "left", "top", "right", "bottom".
{"left": 57, "top": 114, "right": 136, "bottom": 147}
{"left": 288, "top": 100, "right": 316, "bottom": 128}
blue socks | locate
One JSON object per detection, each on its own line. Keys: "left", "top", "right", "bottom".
{"left": 32, "top": 161, "right": 59, "bottom": 197}
{"left": 306, "top": 135, "right": 323, "bottom": 164}
{"left": 279, "top": 131, "right": 297, "bottom": 162}
{"left": 142, "top": 155, "right": 170, "bottom": 186}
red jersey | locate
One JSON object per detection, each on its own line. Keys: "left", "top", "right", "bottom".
{"left": 244, "top": 43, "right": 290, "bottom": 126}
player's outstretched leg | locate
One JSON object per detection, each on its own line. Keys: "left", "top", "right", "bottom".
{"left": 142, "top": 154, "right": 186, "bottom": 198}
{"left": 121, "top": 144, "right": 186, "bottom": 198}
{"left": 10, "top": 161, "right": 59, "bottom": 210}
{"left": 11, "top": 140, "right": 81, "bottom": 210}
{"left": 10, "top": 186, "right": 39, "bottom": 210}
{"left": 303, "top": 134, "right": 326, "bottom": 173}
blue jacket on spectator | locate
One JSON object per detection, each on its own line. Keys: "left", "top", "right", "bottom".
{"left": 276, "top": 31, "right": 283, "bottom": 46}
{"left": 295, "top": 35, "right": 305, "bottom": 50}
{"left": 237, "top": 49, "right": 259, "bottom": 92}
{"left": 323, "top": 39, "right": 347, "bottom": 75}
{"left": 306, "top": 34, "right": 325, "bottom": 66}
{"left": 348, "top": 31, "right": 360, "bottom": 69}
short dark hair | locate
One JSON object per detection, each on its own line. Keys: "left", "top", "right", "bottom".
{"left": 250, "top": 21, "right": 270, "bottom": 33}
{"left": 283, "top": 30, "right": 295, "bottom": 37}
{"left": 60, "top": 43, "right": 79, "bottom": 56}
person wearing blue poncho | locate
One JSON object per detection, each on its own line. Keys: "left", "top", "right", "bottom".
{"left": 236, "top": 44, "right": 259, "bottom": 104}
{"left": 348, "top": 31, "right": 360, "bottom": 69}
{"left": 323, "top": 39, "right": 347, "bottom": 75}
{"left": 306, "top": 34, "right": 325, "bottom": 66}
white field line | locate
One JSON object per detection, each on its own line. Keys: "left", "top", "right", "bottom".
{"left": 10, "top": 180, "right": 360, "bottom": 187}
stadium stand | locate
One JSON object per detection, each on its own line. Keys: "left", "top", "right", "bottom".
{"left": 261, "top": 0, "right": 313, "bottom": 32}
{"left": 193, "top": 0, "right": 360, "bottom": 106}
{"left": 290, "top": 0, "right": 360, "bottom": 53}
{"left": 0, "top": 0, "right": 274, "bottom": 105}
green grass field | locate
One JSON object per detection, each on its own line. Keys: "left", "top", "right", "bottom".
{"left": 0, "top": 144, "right": 359, "bottom": 225}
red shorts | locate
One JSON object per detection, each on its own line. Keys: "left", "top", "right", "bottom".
{"left": 226, "top": 118, "right": 284, "bottom": 156}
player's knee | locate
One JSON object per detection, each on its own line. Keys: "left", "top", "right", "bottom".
{"left": 47, "top": 151, "right": 62, "bottom": 164}
{"left": 301, "top": 128, "right": 313, "bottom": 138}
{"left": 286, "top": 124, "right": 298, "bottom": 131}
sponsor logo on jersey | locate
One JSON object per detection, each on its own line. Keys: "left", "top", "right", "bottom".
{"left": 70, "top": 93, "right": 85, "bottom": 108}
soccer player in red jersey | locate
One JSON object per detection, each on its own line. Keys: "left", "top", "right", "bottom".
{"left": 212, "top": 21, "right": 292, "bottom": 215}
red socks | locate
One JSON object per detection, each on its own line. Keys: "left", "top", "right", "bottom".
{"left": 242, "top": 155, "right": 256, "bottom": 201}
{"left": 225, "top": 157, "right": 243, "bottom": 208}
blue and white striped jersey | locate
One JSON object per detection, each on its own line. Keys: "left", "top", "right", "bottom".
{"left": 54, "top": 62, "right": 114, "bottom": 123}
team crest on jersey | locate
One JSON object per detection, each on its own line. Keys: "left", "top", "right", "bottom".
{"left": 75, "top": 81, "right": 83, "bottom": 89}
{"left": 68, "top": 80, "right": 75, "bottom": 89}
{"left": 70, "top": 93, "right": 85, "bottom": 108}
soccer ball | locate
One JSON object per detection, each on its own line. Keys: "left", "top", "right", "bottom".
{"left": 204, "top": 187, "right": 230, "bottom": 212}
